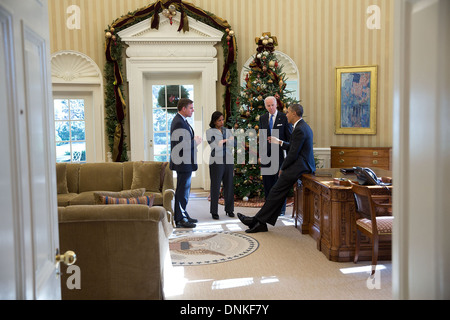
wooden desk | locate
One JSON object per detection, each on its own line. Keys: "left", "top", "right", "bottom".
{"left": 295, "top": 168, "right": 392, "bottom": 262}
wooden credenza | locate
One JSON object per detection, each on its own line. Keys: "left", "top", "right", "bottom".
{"left": 331, "top": 146, "right": 392, "bottom": 170}
{"left": 295, "top": 168, "right": 392, "bottom": 262}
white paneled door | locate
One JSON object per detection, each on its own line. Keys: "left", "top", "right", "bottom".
{"left": 0, "top": 0, "right": 61, "bottom": 299}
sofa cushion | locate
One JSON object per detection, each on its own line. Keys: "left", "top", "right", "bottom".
{"left": 66, "top": 163, "right": 81, "bottom": 193}
{"left": 99, "top": 195, "right": 155, "bottom": 207}
{"left": 56, "top": 163, "right": 69, "bottom": 194}
{"left": 79, "top": 163, "right": 123, "bottom": 192}
{"left": 131, "top": 161, "right": 166, "bottom": 192}
{"left": 93, "top": 188, "right": 146, "bottom": 204}
{"left": 144, "top": 191, "right": 163, "bottom": 206}
{"left": 57, "top": 193, "right": 78, "bottom": 207}
{"left": 69, "top": 192, "right": 97, "bottom": 206}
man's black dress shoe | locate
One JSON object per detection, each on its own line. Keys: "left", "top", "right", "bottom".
{"left": 184, "top": 213, "right": 198, "bottom": 223}
{"left": 176, "top": 218, "right": 196, "bottom": 228}
{"left": 226, "top": 212, "right": 235, "bottom": 218}
{"left": 237, "top": 213, "right": 256, "bottom": 227}
{"left": 245, "top": 221, "right": 268, "bottom": 233}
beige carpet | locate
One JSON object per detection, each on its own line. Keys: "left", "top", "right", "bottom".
{"left": 164, "top": 190, "right": 392, "bottom": 300}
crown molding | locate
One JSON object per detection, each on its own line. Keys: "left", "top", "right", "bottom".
{"left": 117, "top": 13, "right": 223, "bottom": 58}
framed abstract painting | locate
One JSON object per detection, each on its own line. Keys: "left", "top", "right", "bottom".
{"left": 335, "top": 65, "right": 378, "bottom": 135}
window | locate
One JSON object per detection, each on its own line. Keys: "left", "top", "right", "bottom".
{"left": 54, "top": 98, "right": 86, "bottom": 163}
{"left": 241, "top": 51, "right": 300, "bottom": 102}
{"left": 151, "top": 84, "right": 194, "bottom": 162}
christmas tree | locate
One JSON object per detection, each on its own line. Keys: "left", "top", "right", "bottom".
{"left": 228, "top": 32, "right": 298, "bottom": 200}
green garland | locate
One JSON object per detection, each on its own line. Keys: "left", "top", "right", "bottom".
{"left": 104, "top": 0, "right": 239, "bottom": 161}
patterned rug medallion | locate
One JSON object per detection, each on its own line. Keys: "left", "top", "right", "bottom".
{"left": 169, "top": 230, "right": 259, "bottom": 266}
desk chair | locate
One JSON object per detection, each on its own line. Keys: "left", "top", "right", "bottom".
{"left": 352, "top": 184, "right": 393, "bottom": 275}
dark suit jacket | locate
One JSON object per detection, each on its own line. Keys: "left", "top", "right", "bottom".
{"left": 280, "top": 119, "right": 316, "bottom": 177}
{"left": 259, "top": 111, "right": 292, "bottom": 169}
{"left": 169, "top": 113, "right": 198, "bottom": 172}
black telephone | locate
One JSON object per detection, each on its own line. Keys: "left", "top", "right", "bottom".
{"left": 354, "top": 167, "right": 381, "bottom": 185}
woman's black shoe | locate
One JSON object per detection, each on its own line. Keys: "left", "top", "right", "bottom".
{"left": 211, "top": 213, "right": 219, "bottom": 220}
{"left": 226, "top": 212, "right": 235, "bottom": 217}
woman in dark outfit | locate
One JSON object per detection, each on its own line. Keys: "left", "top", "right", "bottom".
{"left": 206, "top": 111, "right": 235, "bottom": 219}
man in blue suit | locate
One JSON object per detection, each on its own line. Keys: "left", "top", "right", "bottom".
{"left": 238, "top": 104, "right": 316, "bottom": 233}
{"left": 259, "top": 96, "right": 292, "bottom": 216}
{"left": 170, "top": 98, "right": 202, "bottom": 228}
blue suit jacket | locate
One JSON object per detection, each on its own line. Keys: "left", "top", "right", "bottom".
{"left": 259, "top": 111, "right": 292, "bottom": 169}
{"left": 169, "top": 113, "right": 198, "bottom": 172}
{"left": 280, "top": 119, "right": 316, "bottom": 177}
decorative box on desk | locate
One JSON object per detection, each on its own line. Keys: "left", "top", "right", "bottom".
{"left": 294, "top": 168, "right": 392, "bottom": 262}
{"left": 330, "top": 146, "right": 392, "bottom": 170}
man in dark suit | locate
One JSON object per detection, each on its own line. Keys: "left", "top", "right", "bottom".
{"left": 259, "top": 96, "right": 292, "bottom": 215}
{"left": 238, "top": 104, "right": 316, "bottom": 233}
{"left": 170, "top": 98, "right": 202, "bottom": 228}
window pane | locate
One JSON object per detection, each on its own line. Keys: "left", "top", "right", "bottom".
{"left": 55, "top": 121, "right": 70, "bottom": 142}
{"left": 54, "top": 99, "right": 69, "bottom": 120}
{"left": 153, "top": 109, "right": 167, "bottom": 132}
{"left": 72, "top": 142, "right": 86, "bottom": 162}
{"left": 154, "top": 155, "right": 168, "bottom": 162}
{"left": 167, "top": 108, "right": 178, "bottom": 130}
{"left": 153, "top": 85, "right": 166, "bottom": 108}
{"left": 70, "top": 99, "right": 85, "bottom": 120}
{"left": 56, "top": 142, "right": 70, "bottom": 163}
{"left": 154, "top": 132, "right": 168, "bottom": 156}
{"left": 166, "top": 85, "right": 180, "bottom": 108}
{"left": 71, "top": 121, "right": 85, "bottom": 141}
{"left": 181, "top": 85, "right": 194, "bottom": 100}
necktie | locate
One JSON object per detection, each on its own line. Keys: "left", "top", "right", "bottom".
{"left": 186, "top": 119, "right": 193, "bottom": 135}
{"left": 269, "top": 115, "right": 274, "bottom": 132}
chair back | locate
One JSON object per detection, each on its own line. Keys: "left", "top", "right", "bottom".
{"left": 352, "top": 184, "right": 374, "bottom": 220}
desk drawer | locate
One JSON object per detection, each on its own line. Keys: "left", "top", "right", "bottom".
{"left": 331, "top": 147, "right": 391, "bottom": 170}
{"left": 331, "top": 156, "right": 389, "bottom": 168}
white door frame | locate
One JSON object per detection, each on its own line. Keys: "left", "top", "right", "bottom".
{"left": 118, "top": 14, "right": 223, "bottom": 190}
{"left": 393, "top": 0, "right": 450, "bottom": 299}
{"left": 145, "top": 75, "right": 204, "bottom": 188}
{"left": 127, "top": 58, "right": 216, "bottom": 189}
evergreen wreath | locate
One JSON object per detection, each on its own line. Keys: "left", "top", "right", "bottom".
{"left": 104, "top": 0, "right": 239, "bottom": 162}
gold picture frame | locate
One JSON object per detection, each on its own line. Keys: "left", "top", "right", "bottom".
{"left": 335, "top": 65, "right": 378, "bottom": 135}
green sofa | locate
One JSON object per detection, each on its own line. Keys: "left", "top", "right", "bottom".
{"left": 58, "top": 204, "right": 173, "bottom": 300}
{"left": 56, "top": 161, "right": 175, "bottom": 223}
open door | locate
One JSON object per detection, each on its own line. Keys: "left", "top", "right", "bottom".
{"left": 0, "top": 0, "right": 65, "bottom": 299}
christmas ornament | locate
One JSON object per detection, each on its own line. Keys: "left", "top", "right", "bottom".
{"left": 162, "top": 4, "right": 177, "bottom": 25}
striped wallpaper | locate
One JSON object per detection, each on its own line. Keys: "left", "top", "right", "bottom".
{"left": 48, "top": 0, "right": 394, "bottom": 149}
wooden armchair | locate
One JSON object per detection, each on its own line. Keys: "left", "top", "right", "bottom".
{"left": 352, "top": 184, "right": 393, "bottom": 275}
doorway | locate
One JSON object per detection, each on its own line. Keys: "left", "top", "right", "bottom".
{"left": 146, "top": 73, "right": 203, "bottom": 188}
